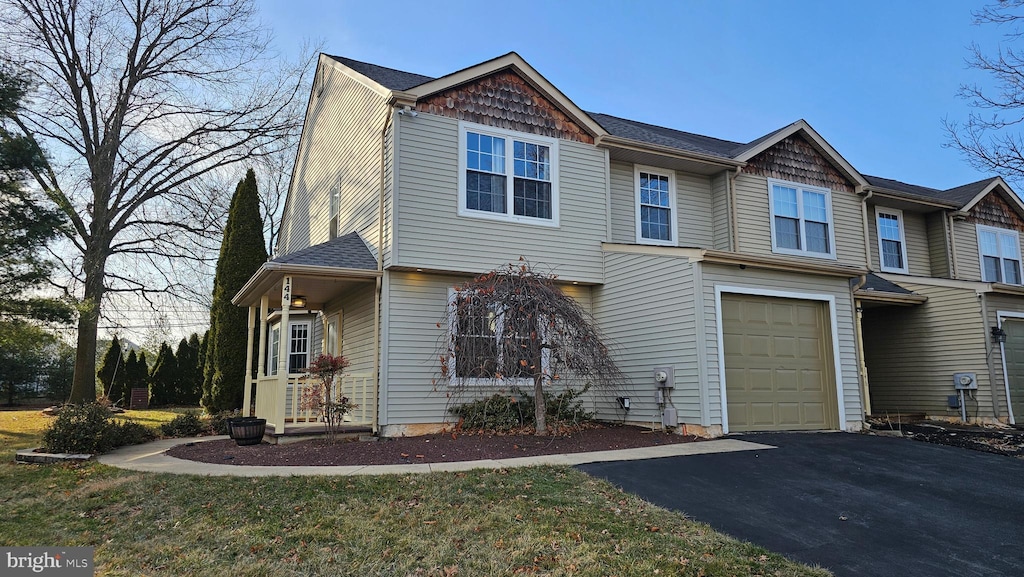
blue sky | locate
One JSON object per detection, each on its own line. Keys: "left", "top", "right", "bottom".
{"left": 260, "top": 0, "right": 1005, "bottom": 190}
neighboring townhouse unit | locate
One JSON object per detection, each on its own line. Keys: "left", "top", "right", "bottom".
{"left": 231, "top": 52, "right": 1024, "bottom": 442}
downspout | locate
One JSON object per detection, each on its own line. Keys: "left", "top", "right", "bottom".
{"left": 947, "top": 212, "right": 959, "bottom": 279}
{"left": 727, "top": 166, "right": 742, "bottom": 252}
{"left": 859, "top": 188, "right": 873, "bottom": 270}
{"left": 374, "top": 106, "right": 394, "bottom": 434}
{"left": 979, "top": 293, "right": 1002, "bottom": 420}
{"left": 851, "top": 274, "right": 872, "bottom": 418}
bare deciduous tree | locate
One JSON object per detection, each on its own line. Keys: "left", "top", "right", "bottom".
{"left": 1, "top": 0, "right": 313, "bottom": 402}
{"left": 945, "top": 0, "right": 1024, "bottom": 182}
{"left": 439, "top": 260, "right": 624, "bottom": 436}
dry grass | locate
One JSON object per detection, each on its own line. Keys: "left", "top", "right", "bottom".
{"left": 0, "top": 409, "right": 831, "bottom": 576}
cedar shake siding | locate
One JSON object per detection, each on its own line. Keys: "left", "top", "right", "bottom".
{"left": 415, "top": 70, "right": 594, "bottom": 144}
{"left": 743, "top": 133, "right": 855, "bottom": 194}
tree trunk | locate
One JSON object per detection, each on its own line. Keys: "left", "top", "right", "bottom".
{"left": 69, "top": 252, "right": 107, "bottom": 403}
{"left": 533, "top": 373, "right": 547, "bottom": 436}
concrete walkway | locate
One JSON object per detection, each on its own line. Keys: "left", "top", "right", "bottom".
{"left": 97, "top": 435, "right": 774, "bottom": 477}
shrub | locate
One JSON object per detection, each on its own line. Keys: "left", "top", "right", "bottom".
{"left": 42, "top": 403, "right": 158, "bottom": 454}
{"left": 111, "top": 418, "right": 157, "bottom": 446}
{"left": 43, "top": 403, "right": 116, "bottom": 453}
{"left": 449, "top": 385, "right": 594, "bottom": 433}
{"left": 207, "top": 409, "right": 239, "bottom": 435}
{"left": 160, "top": 412, "right": 206, "bottom": 437}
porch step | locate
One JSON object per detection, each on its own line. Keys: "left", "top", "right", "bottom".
{"left": 263, "top": 423, "right": 373, "bottom": 445}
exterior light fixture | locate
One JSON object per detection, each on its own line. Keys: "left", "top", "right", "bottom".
{"left": 291, "top": 295, "right": 307, "bottom": 309}
{"left": 991, "top": 326, "right": 1007, "bottom": 344}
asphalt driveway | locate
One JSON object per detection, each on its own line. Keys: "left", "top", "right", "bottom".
{"left": 578, "top": 432, "right": 1024, "bottom": 577}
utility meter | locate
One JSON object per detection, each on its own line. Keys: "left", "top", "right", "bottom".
{"left": 953, "top": 372, "right": 978, "bottom": 390}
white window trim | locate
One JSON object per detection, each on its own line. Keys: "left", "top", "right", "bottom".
{"left": 976, "top": 224, "right": 1023, "bottom": 284}
{"left": 767, "top": 178, "right": 837, "bottom": 260}
{"left": 634, "top": 165, "right": 677, "bottom": 246}
{"left": 446, "top": 288, "right": 549, "bottom": 388}
{"left": 457, "top": 121, "right": 560, "bottom": 228}
{"left": 267, "top": 324, "right": 281, "bottom": 376}
{"left": 875, "top": 207, "right": 909, "bottom": 274}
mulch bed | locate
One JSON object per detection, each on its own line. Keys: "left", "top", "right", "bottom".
{"left": 867, "top": 419, "right": 1024, "bottom": 458}
{"left": 165, "top": 424, "right": 699, "bottom": 466}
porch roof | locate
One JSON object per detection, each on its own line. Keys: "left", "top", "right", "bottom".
{"left": 854, "top": 273, "right": 927, "bottom": 306}
{"left": 232, "top": 233, "right": 381, "bottom": 308}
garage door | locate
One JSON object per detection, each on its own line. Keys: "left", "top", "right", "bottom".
{"left": 722, "top": 294, "right": 838, "bottom": 432}
{"left": 1001, "top": 320, "right": 1024, "bottom": 424}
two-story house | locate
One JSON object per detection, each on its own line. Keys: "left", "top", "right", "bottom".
{"left": 231, "top": 52, "right": 1024, "bottom": 441}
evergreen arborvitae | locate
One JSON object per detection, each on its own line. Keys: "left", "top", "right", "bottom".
{"left": 123, "top": 349, "right": 149, "bottom": 405}
{"left": 174, "top": 337, "right": 199, "bottom": 405}
{"left": 149, "top": 343, "right": 177, "bottom": 407}
{"left": 204, "top": 169, "right": 267, "bottom": 412}
{"left": 97, "top": 337, "right": 125, "bottom": 404}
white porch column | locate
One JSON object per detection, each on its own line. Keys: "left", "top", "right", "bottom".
{"left": 275, "top": 276, "right": 292, "bottom": 431}
{"left": 242, "top": 306, "right": 256, "bottom": 417}
{"left": 257, "top": 296, "right": 269, "bottom": 378}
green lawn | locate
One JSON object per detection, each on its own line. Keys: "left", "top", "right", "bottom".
{"left": 0, "top": 409, "right": 829, "bottom": 576}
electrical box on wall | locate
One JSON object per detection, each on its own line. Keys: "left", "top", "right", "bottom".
{"left": 653, "top": 367, "right": 674, "bottom": 388}
{"left": 662, "top": 408, "right": 678, "bottom": 427}
{"left": 953, "top": 372, "right": 978, "bottom": 390}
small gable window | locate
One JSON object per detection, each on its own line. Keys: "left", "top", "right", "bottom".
{"left": 876, "top": 208, "right": 908, "bottom": 273}
{"left": 458, "top": 122, "right": 559, "bottom": 226}
{"left": 977, "top": 224, "right": 1022, "bottom": 284}
{"left": 634, "top": 166, "right": 676, "bottom": 245}
{"left": 768, "top": 178, "right": 835, "bottom": 259}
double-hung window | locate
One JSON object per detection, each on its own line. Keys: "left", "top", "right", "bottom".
{"left": 267, "top": 325, "right": 281, "bottom": 376}
{"left": 447, "top": 289, "right": 543, "bottom": 385}
{"left": 876, "top": 208, "right": 908, "bottom": 273}
{"left": 768, "top": 178, "right": 835, "bottom": 258}
{"left": 635, "top": 166, "right": 676, "bottom": 245}
{"left": 977, "top": 224, "right": 1022, "bottom": 284}
{"left": 459, "top": 122, "right": 559, "bottom": 226}
{"left": 288, "top": 321, "right": 310, "bottom": 374}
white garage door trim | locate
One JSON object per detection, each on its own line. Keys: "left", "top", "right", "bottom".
{"left": 714, "top": 285, "right": 847, "bottom": 434}
{"left": 996, "top": 310, "right": 1022, "bottom": 425}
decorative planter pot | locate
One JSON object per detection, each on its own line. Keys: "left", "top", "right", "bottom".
{"left": 228, "top": 417, "right": 266, "bottom": 446}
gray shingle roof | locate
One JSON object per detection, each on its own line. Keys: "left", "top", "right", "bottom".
{"left": 864, "top": 174, "right": 1001, "bottom": 209}
{"left": 325, "top": 55, "right": 434, "bottom": 91}
{"left": 856, "top": 273, "right": 915, "bottom": 295}
{"left": 272, "top": 232, "right": 377, "bottom": 270}
{"left": 588, "top": 112, "right": 743, "bottom": 159}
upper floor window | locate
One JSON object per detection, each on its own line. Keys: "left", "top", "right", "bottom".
{"left": 458, "top": 122, "right": 559, "bottom": 226}
{"left": 977, "top": 224, "right": 1022, "bottom": 284}
{"left": 768, "top": 178, "right": 835, "bottom": 259}
{"left": 329, "top": 183, "right": 340, "bottom": 240}
{"left": 635, "top": 166, "right": 676, "bottom": 245}
{"left": 876, "top": 208, "right": 908, "bottom": 273}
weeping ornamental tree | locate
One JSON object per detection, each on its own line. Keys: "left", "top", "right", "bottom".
{"left": 440, "top": 260, "right": 625, "bottom": 436}
{"left": 203, "top": 169, "right": 267, "bottom": 412}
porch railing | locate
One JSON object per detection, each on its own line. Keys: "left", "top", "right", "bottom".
{"left": 251, "top": 372, "right": 376, "bottom": 433}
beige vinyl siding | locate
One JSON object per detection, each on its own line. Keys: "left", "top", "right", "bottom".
{"left": 862, "top": 282, "right": 993, "bottom": 418}
{"left": 711, "top": 172, "right": 730, "bottom": 251}
{"left": 676, "top": 172, "right": 714, "bottom": 247}
{"left": 609, "top": 163, "right": 714, "bottom": 248}
{"left": 325, "top": 285, "right": 377, "bottom": 377}
{"left": 926, "top": 212, "right": 951, "bottom": 278}
{"left": 952, "top": 220, "right": 983, "bottom": 281}
{"left": 733, "top": 173, "right": 867, "bottom": 268}
{"left": 866, "top": 206, "right": 931, "bottom": 276}
{"left": 700, "top": 264, "right": 862, "bottom": 426}
{"left": 395, "top": 113, "right": 606, "bottom": 283}
{"left": 609, "top": 162, "right": 634, "bottom": 244}
{"left": 383, "top": 270, "right": 594, "bottom": 426}
{"left": 381, "top": 122, "right": 394, "bottom": 267}
{"left": 591, "top": 252, "right": 702, "bottom": 424}
{"left": 278, "top": 59, "right": 388, "bottom": 258}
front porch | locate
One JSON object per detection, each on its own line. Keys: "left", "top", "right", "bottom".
{"left": 232, "top": 233, "right": 383, "bottom": 437}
